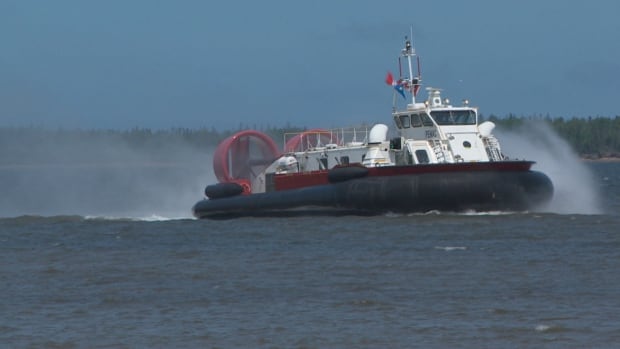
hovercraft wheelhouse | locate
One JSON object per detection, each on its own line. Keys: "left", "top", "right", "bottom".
{"left": 390, "top": 87, "right": 504, "bottom": 166}
{"left": 192, "top": 37, "right": 553, "bottom": 219}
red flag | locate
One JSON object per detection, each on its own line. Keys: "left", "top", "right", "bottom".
{"left": 385, "top": 71, "right": 406, "bottom": 99}
{"left": 385, "top": 72, "right": 394, "bottom": 85}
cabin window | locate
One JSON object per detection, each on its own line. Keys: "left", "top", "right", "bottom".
{"left": 340, "top": 156, "right": 349, "bottom": 165}
{"left": 411, "top": 114, "right": 423, "bottom": 127}
{"left": 452, "top": 110, "right": 476, "bottom": 125}
{"left": 415, "top": 150, "right": 430, "bottom": 164}
{"left": 431, "top": 110, "right": 476, "bottom": 125}
{"left": 431, "top": 111, "right": 453, "bottom": 125}
{"left": 463, "top": 141, "right": 472, "bottom": 148}
{"left": 420, "top": 114, "right": 434, "bottom": 126}
{"left": 399, "top": 115, "right": 411, "bottom": 128}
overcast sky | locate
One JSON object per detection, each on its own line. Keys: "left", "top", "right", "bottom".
{"left": 1, "top": 0, "right": 619, "bottom": 130}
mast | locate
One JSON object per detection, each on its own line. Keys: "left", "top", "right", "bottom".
{"left": 401, "top": 36, "right": 421, "bottom": 105}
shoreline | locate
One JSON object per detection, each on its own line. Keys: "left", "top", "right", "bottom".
{"left": 580, "top": 156, "right": 620, "bottom": 162}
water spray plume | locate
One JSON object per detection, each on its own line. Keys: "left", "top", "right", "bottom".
{"left": 496, "top": 121, "right": 603, "bottom": 214}
{"left": 0, "top": 130, "right": 216, "bottom": 220}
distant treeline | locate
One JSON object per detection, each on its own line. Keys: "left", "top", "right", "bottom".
{"left": 1, "top": 115, "right": 619, "bottom": 160}
{"left": 0, "top": 125, "right": 305, "bottom": 152}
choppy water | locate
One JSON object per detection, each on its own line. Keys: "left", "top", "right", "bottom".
{"left": 1, "top": 162, "right": 619, "bottom": 348}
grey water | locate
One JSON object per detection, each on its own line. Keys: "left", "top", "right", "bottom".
{"left": 1, "top": 162, "right": 619, "bottom": 348}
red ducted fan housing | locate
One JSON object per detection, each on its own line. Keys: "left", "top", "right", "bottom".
{"left": 212, "top": 130, "right": 280, "bottom": 194}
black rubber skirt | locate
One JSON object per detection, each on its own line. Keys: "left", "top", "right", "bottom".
{"left": 192, "top": 170, "right": 553, "bottom": 219}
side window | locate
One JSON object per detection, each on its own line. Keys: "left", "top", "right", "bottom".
{"left": 399, "top": 115, "right": 410, "bottom": 128}
{"left": 415, "top": 150, "right": 430, "bottom": 164}
{"left": 411, "top": 114, "right": 422, "bottom": 127}
{"left": 393, "top": 115, "right": 403, "bottom": 129}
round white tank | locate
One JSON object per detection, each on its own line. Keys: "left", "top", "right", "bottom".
{"left": 368, "top": 124, "right": 389, "bottom": 144}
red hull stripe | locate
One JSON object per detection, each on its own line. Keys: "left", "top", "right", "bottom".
{"left": 274, "top": 170, "right": 330, "bottom": 191}
{"left": 273, "top": 161, "right": 533, "bottom": 191}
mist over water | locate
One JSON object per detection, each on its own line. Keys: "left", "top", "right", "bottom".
{"left": 0, "top": 131, "right": 215, "bottom": 219}
{"left": 495, "top": 122, "right": 603, "bottom": 214}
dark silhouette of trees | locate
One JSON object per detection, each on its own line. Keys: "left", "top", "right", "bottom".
{"left": 2, "top": 115, "right": 619, "bottom": 162}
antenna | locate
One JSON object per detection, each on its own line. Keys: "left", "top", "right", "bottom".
{"left": 403, "top": 33, "right": 415, "bottom": 104}
{"left": 408, "top": 25, "right": 422, "bottom": 99}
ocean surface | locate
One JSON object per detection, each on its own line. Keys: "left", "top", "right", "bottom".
{"left": 1, "top": 161, "right": 619, "bottom": 348}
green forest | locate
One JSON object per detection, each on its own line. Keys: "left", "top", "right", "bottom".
{"left": 1, "top": 115, "right": 619, "bottom": 161}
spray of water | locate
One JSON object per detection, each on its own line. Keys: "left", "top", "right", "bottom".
{"left": 0, "top": 130, "right": 216, "bottom": 219}
{"left": 495, "top": 121, "right": 603, "bottom": 214}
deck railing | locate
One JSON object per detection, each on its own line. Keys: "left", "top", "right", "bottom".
{"left": 283, "top": 127, "right": 370, "bottom": 152}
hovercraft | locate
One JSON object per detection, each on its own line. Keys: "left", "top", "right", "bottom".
{"left": 192, "top": 37, "right": 553, "bottom": 219}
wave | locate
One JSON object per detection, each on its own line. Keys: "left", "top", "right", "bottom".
{"left": 434, "top": 246, "right": 467, "bottom": 251}
{"left": 382, "top": 209, "right": 609, "bottom": 219}
{"left": 1, "top": 208, "right": 610, "bottom": 224}
{"left": 534, "top": 324, "right": 571, "bottom": 333}
{"left": 383, "top": 210, "right": 521, "bottom": 217}
{"left": 0, "top": 213, "right": 194, "bottom": 224}
{"left": 85, "top": 214, "right": 194, "bottom": 222}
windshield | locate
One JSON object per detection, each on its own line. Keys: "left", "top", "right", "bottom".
{"left": 430, "top": 110, "right": 476, "bottom": 125}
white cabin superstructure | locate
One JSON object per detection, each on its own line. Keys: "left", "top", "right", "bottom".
{"left": 392, "top": 88, "right": 504, "bottom": 165}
